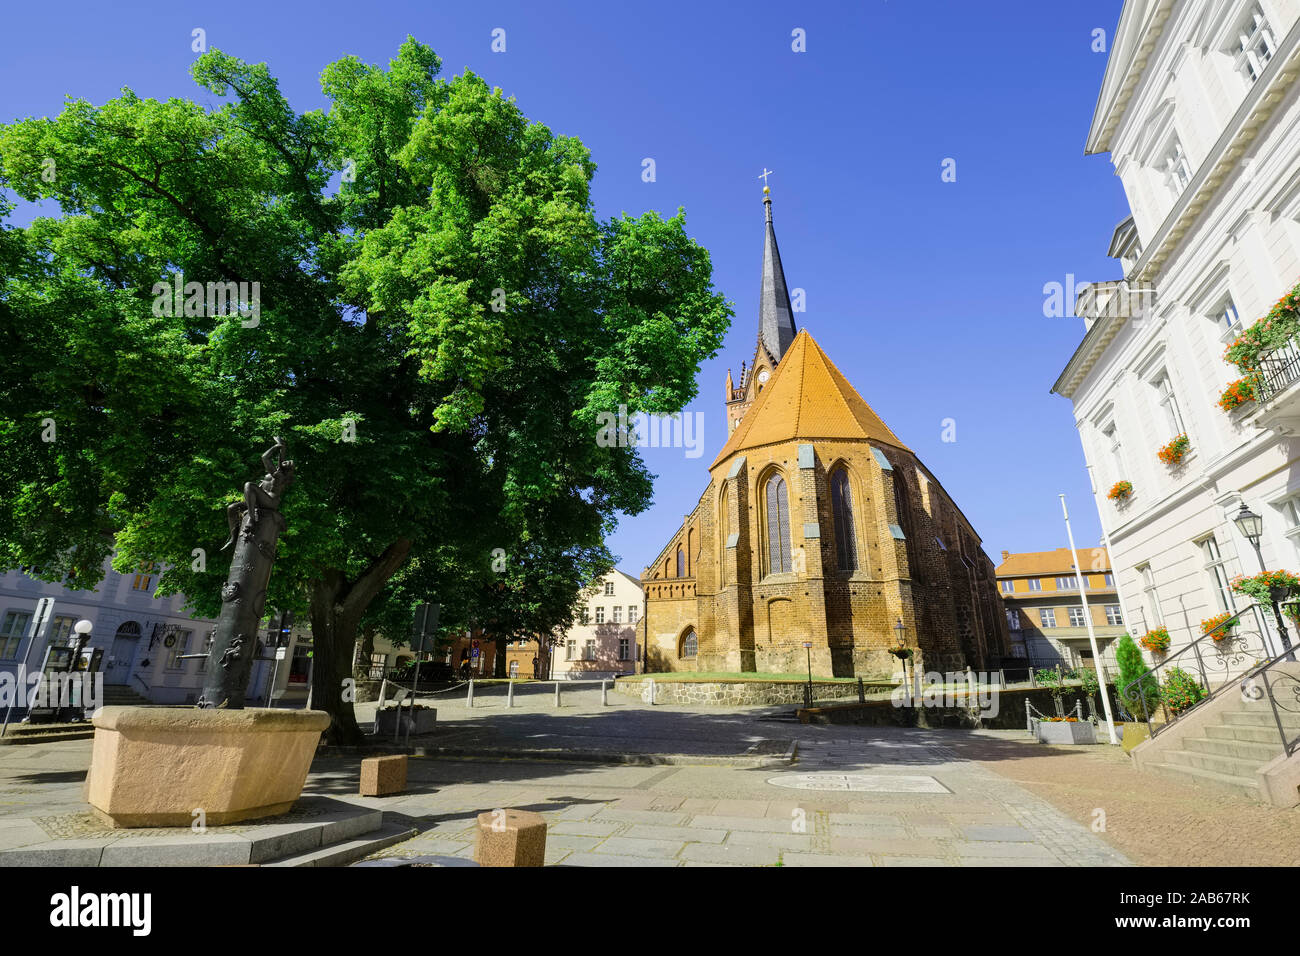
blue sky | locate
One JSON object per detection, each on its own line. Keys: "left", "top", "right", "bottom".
{"left": 0, "top": 0, "right": 1127, "bottom": 573}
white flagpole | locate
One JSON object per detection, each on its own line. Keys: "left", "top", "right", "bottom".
{"left": 1061, "top": 494, "right": 1119, "bottom": 745}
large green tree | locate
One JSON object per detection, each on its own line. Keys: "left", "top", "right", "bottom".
{"left": 0, "top": 38, "right": 730, "bottom": 742}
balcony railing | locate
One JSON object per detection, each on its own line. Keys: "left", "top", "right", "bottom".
{"left": 1255, "top": 339, "right": 1300, "bottom": 405}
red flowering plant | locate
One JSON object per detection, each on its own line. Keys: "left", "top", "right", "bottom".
{"left": 1230, "top": 569, "right": 1300, "bottom": 605}
{"left": 1218, "top": 375, "right": 1260, "bottom": 411}
{"left": 1222, "top": 281, "right": 1300, "bottom": 376}
{"left": 1157, "top": 433, "right": 1190, "bottom": 466}
{"left": 1200, "top": 611, "right": 1239, "bottom": 640}
{"left": 1107, "top": 480, "right": 1133, "bottom": 502}
{"left": 1139, "top": 627, "right": 1171, "bottom": 654}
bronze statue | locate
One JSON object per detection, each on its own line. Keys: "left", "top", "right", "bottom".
{"left": 198, "top": 437, "right": 294, "bottom": 709}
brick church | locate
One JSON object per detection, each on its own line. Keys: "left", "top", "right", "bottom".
{"left": 640, "top": 189, "right": 1009, "bottom": 679}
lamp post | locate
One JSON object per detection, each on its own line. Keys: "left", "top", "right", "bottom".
{"left": 1060, "top": 495, "right": 1118, "bottom": 745}
{"left": 893, "top": 618, "right": 915, "bottom": 704}
{"left": 1232, "top": 502, "right": 1293, "bottom": 656}
{"left": 801, "top": 641, "right": 813, "bottom": 709}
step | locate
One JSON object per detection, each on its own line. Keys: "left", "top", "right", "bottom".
{"left": 1204, "top": 722, "right": 1292, "bottom": 745}
{"left": 0, "top": 729, "right": 94, "bottom": 746}
{"left": 1184, "top": 735, "right": 1283, "bottom": 763}
{"left": 1144, "top": 761, "right": 1261, "bottom": 800}
{"left": 1163, "top": 747, "right": 1262, "bottom": 778}
{"left": 263, "top": 822, "right": 416, "bottom": 867}
{"left": 1221, "top": 709, "right": 1300, "bottom": 730}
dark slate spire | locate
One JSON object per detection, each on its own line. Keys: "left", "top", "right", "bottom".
{"left": 759, "top": 190, "right": 797, "bottom": 362}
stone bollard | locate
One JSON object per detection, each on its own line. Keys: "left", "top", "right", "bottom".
{"left": 601, "top": 680, "right": 608, "bottom": 706}
{"left": 647, "top": 678, "right": 656, "bottom": 705}
{"left": 360, "top": 754, "right": 407, "bottom": 797}
{"left": 475, "top": 808, "right": 547, "bottom": 867}
{"left": 467, "top": 679, "right": 475, "bottom": 707}
{"left": 857, "top": 676, "right": 865, "bottom": 703}
{"left": 507, "top": 679, "right": 514, "bottom": 708}
{"left": 554, "top": 681, "right": 561, "bottom": 708}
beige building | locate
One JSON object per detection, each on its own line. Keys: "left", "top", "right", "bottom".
{"left": 551, "top": 569, "right": 642, "bottom": 679}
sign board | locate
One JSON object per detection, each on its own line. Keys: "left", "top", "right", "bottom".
{"left": 411, "top": 602, "right": 440, "bottom": 654}
{"left": 275, "top": 647, "right": 287, "bottom": 660}
{"left": 471, "top": 648, "right": 480, "bottom": 659}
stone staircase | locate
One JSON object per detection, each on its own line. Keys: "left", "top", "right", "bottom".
{"left": 1134, "top": 662, "right": 1300, "bottom": 806}
{"left": 100, "top": 684, "right": 152, "bottom": 707}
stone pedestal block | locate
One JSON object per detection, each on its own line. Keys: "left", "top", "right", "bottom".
{"left": 360, "top": 755, "right": 408, "bottom": 796}
{"left": 86, "top": 706, "right": 330, "bottom": 827}
{"left": 474, "top": 808, "right": 547, "bottom": 867}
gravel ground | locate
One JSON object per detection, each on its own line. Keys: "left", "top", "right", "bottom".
{"left": 944, "top": 731, "right": 1300, "bottom": 867}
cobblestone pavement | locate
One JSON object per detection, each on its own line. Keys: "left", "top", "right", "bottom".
{"left": 3, "top": 690, "right": 1294, "bottom": 866}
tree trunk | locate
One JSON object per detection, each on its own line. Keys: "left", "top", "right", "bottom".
{"left": 356, "top": 625, "right": 376, "bottom": 680}
{"left": 308, "top": 539, "right": 412, "bottom": 746}
{"left": 494, "top": 636, "right": 508, "bottom": 678}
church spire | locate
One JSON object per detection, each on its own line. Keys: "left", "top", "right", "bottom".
{"left": 759, "top": 185, "right": 797, "bottom": 362}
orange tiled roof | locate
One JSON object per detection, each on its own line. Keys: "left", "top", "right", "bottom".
{"left": 995, "top": 546, "right": 1110, "bottom": 577}
{"left": 710, "top": 329, "right": 909, "bottom": 468}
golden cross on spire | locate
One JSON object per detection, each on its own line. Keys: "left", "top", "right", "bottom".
{"left": 758, "top": 168, "right": 774, "bottom": 192}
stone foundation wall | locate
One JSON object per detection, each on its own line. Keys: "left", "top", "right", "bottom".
{"left": 613, "top": 677, "right": 890, "bottom": 706}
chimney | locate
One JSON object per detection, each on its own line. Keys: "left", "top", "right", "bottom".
{"left": 1001, "top": 550, "right": 1010, "bottom": 561}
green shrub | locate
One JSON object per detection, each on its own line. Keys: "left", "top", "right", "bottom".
{"left": 1162, "top": 666, "right": 1207, "bottom": 715}
{"left": 1115, "top": 634, "right": 1160, "bottom": 718}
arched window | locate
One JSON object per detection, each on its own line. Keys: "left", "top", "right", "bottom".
{"left": 676, "top": 546, "right": 686, "bottom": 578}
{"left": 765, "top": 473, "right": 792, "bottom": 575}
{"left": 680, "top": 628, "right": 698, "bottom": 659}
{"left": 718, "top": 486, "right": 730, "bottom": 586}
{"left": 115, "top": 621, "right": 141, "bottom": 639}
{"left": 831, "top": 468, "right": 858, "bottom": 571}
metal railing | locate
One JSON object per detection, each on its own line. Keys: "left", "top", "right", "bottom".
{"left": 1122, "top": 600, "right": 1299, "bottom": 754}
{"left": 1254, "top": 340, "right": 1300, "bottom": 404}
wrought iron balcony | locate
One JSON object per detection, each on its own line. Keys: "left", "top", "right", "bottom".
{"left": 1256, "top": 339, "right": 1300, "bottom": 405}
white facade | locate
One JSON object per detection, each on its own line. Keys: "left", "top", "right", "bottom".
{"left": 1054, "top": 0, "right": 1300, "bottom": 659}
{"left": 549, "top": 569, "right": 643, "bottom": 679}
{"left": 0, "top": 560, "right": 313, "bottom": 706}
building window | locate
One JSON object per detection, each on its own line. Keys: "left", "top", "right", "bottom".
{"left": 165, "top": 630, "right": 192, "bottom": 670}
{"left": 680, "top": 628, "right": 698, "bottom": 659}
{"left": 45, "top": 615, "right": 77, "bottom": 658}
{"left": 628, "top": 606, "right": 639, "bottom": 624}
{"left": 1055, "top": 575, "right": 1079, "bottom": 590}
{"left": 584, "top": 639, "right": 596, "bottom": 661}
{"left": 1000, "top": 580, "right": 1015, "bottom": 594}
{"left": 1154, "top": 372, "right": 1186, "bottom": 438}
{"left": 1200, "top": 535, "right": 1236, "bottom": 612}
{"left": 131, "top": 563, "right": 160, "bottom": 592}
{"left": 1068, "top": 607, "right": 1086, "bottom": 627}
{"left": 1102, "top": 422, "right": 1125, "bottom": 489}
{"left": 676, "top": 547, "right": 686, "bottom": 578}
{"left": 1007, "top": 609, "right": 1021, "bottom": 630}
{"left": 1234, "top": 4, "right": 1276, "bottom": 84}
{"left": 509, "top": 660, "right": 519, "bottom": 678}
{"left": 1105, "top": 605, "right": 1123, "bottom": 626}
{"left": 595, "top": 606, "right": 605, "bottom": 625}
{"left": 1039, "top": 608, "right": 1057, "bottom": 628}
{"left": 619, "top": 637, "right": 629, "bottom": 660}
{"left": 764, "top": 474, "right": 792, "bottom": 575}
{"left": 566, "top": 639, "right": 576, "bottom": 661}
{"left": 1215, "top": 295, "right": 1241, "bottom": 336}
{"left": 612, "top": 606, "right": 622, "bottom": 624}
{"left": 0, "top": 610, "right": 32, "bottom": 660}
{"left": 1104, "top": 572, "right": 1114, "bottom": 587}
{"left": 1161, "top": 135, "right": 1192, "bottom": 196}
{"left": 604, "top": 580, "right": 614, "bottom": 596}
{"left": 1028, "top": 578, "right": 1043, "bottom": 592}
{"left": 830, "top": 469, "right": 858, "bottom": 571}
{"left": 1139, "top": 564, "right": 1163, "bottom": 627}
{"left": 367, "top": 653, "right": 387, "bottom": 680}
{"left": 580, "top": 606, "right": 590, "bottom": 625}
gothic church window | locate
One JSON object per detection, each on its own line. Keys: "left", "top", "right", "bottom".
{"left": 830, "top": 468, "right": 858, "bottom": 571}
{"left": 676, "top": 546, "right": 686, "bottom": 578}
{"left": 680, "top": 628, "right": 698, "bottom": 659}
{"left": 764, "top": 473, "right": 792, "bottom": 575}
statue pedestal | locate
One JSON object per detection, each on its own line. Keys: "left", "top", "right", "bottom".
{"left": 85, "top": 706, "right": 330, "bottom": 828}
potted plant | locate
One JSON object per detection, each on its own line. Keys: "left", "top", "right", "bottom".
{"left": 1077, "top": 667, "right": 1101, "bottom": 720}
{"left": 1107, "top": 480, "right": 1133, "bottom": 503}
{"left": 1218, "top": 375, "right": 1259, "bottom": 412}
{"left": 1114, "top": 634, "right": 1161, "bottom": 750}
{"left": 1034, "top": 666, "right": 1068, "bottom": 718}
{"left": 1139, "top": 627, "right": 1170, "bottom": 655}
{"left": 1156, "top": 433, "right": 1190, "bottom": 466}
{"left": 1200, "top": 611, "right": 1239, "bottom": 641}
{"left": 1161, "top": 666, "right": 1207, "bottom": 716}
{"left": 1231, "top": 569, "right": 1300, "bottom": 606}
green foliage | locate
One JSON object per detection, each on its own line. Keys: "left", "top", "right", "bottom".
{"left": 1114, "top": 634, "right": 1160, "bottom": 718}
{"left": 0, "top": 38, "right": 732, "bottom": 742}
{"left": 1230, "top": 569, "right": 1300, "bottom": 605}
{"left": 1161, "top": 666, "right": 1207, "bottom": 716}
{"left": 1077, "top": 668, "right": 1100, "bottom": 696}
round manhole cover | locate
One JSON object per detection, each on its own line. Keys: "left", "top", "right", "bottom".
{"left": 766, "top": 772, "right": 950, "bottom": 793}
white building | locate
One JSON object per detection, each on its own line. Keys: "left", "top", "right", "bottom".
{"left": 0, "top": 560, "right": 313, "bottom": 707}
{"left": 1052, "top": 0, "right": 1300, "bottom": 659}
{"left": 549, "top": 569, "right": 643, "bottom": 680}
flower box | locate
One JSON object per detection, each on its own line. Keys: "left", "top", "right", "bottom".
{"left": 1200, "top": 611, "right": 1239, "bottom": 641}
{"left": 1139, "top": 627, "right": 1170, "bottom": 654}
{"left": 1218, "top": 376, "right": 1259, "bottom": 412}
{"left": 1035, "top": 719, "right": 1097, "bottom": 745}
{"left": 1157, "top": 434, "right": 1190, "bottom": 466}
{"left": 1107, "top": 481, "right": 1133, "bottom": 502}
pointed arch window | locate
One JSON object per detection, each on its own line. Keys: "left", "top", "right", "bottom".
{"left": 765, "top": 473, "right": 792, "bottom": 575}
{"left": 680, "top": 628, "right": 698, "bottom": 659}
{"left": 676, "top": 546, "right": 685, "bottom": 578}
{"left": 830, "top": 468, "right": 858, "bottom": 571}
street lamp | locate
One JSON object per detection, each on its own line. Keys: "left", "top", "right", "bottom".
{"left": 801, "top": 641, "right": 813, "bottom": 709}
{"left": 1232, "top": 501, "right": 1293, "bottom": 655}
